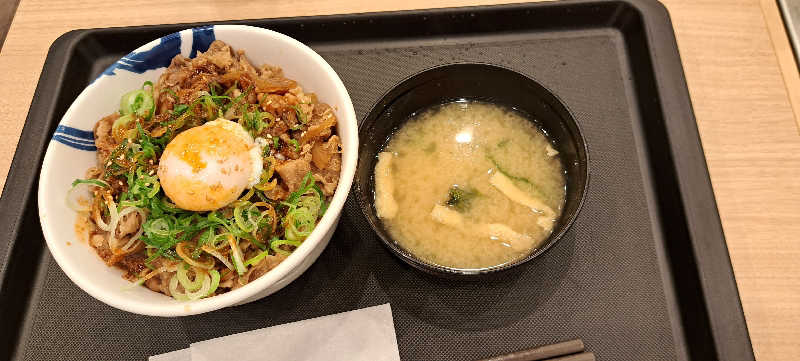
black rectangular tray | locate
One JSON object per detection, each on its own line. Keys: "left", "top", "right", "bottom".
{"left": 0, "top": 1, "right": 755, "bottom": 360}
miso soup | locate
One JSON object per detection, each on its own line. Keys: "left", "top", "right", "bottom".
{"left": 373, "top": 101, "right": 566, "bottom": 269}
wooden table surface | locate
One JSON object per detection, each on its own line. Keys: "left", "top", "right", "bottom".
{"left": 0, "top": 0, "right": 798, "bottom": 360}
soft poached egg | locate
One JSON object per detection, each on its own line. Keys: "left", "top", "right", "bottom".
{"left": 158, "top": 118, "right": 262, "bottom": 211}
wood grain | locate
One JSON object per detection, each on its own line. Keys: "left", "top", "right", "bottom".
{"left": 0, "top": 0, "right": 798, "bottom": 360}
{"left": 668, "top": 2, "right": 800, "bottom": 359}
{"left": 762, "top": 0, "right": 800, "bottom": 131}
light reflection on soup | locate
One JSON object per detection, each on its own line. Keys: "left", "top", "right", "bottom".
{"left": 374, "top": 101, "right": 566, "bottom": 269}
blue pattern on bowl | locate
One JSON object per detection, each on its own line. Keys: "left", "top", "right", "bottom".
{"left": 52, "top": 125, "right": 97, "bottom": 151}
{"left": 58, "top": 26, "right": 217, "bottom": 151}
{"left": 101, "top": 32, "right": 182, "bottom": 77}
{"left": 190, "top": 26, "right": 216, "bottom": 58}
{"left": 101, "top": 26, "right": 216, "bottom": 77}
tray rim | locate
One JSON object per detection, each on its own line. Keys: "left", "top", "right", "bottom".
{"left": 0, "top": 1, "right": 754, "bottom": 360}
{"left": 628, "top": 1, "right": 754, "bottom": 360}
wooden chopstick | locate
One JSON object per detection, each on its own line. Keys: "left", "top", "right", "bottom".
{"left": 544, "top": 352, "right": 595, "bottom": 361}
{"left": 476, "top": 339, "right": 585, "bottom": 361}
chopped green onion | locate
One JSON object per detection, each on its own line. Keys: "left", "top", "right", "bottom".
{"left": 66, "top": 179, "right": 109, "bottom": 212}
{"left": 112, "top": 114, "right": 135, "bottom": 136}
{"left": 262, "top": 142, "right": 271, "bottom": 157}
{"left": 289, "top": 139, "right": 299, "bottom": 152}
{"left": 169, "top": 271, "right": 212, "bottom": 301}
{"left": 160, "top": 197, "right": 181, "bottom": 212}
{"left": 244, "top": 248, "right": 271, "bottom": 266}
{"left": 71, "top": 179, "right": 109, "bottom": 188}
{"left": 206, "top": 269, "right": 220, "bottom": 296}
{"left": 209, "top": 82, "right": 221, "bottom": 96}
{"left": 250, "top": 237, "right": 267, "bottom": 251}
{"left": 320, "top": 199, "right": 329, "bottom": 216}
{"left": 187, "top": 94, "right": 231, "bottom": 117}
{"left": 144, "top": 217, "right": 170, "bottom": 238}
{"left": 225, "top": 85, "right": 253, "bottom": 113}
{"left": 120, "top": 88, "right": 155, "bottom": 120}
{"left": 228, "top": 235, "right": 247, "bottom": 276}
{"left": 177, "top": 263, "right": 204, "bottom": 292}
{"left": 298, "top": 193, "right": 322, "bottom": 214}
{"left": 262, "top": 111, "right": 275, "bottom": 123}
{"left": 222, "top": 83, "right": 238, "bottom": 96}
{"left": 292, "top": 104, "right": 308, "bottom": 124}
{"left": 192, "top": 228, "right": 213, "bottom": 258}
{"left": 161, "top": 88, "right": 178, "bottom": 100}
{"left": 285, "top": 173, "right": 313, "bottom": 205}
{"left": 206, "top": 232, "right": 229, "bottom": 249}
{"left": 241, "top": 106, "right": 272, "bottom": 135}
{"left": 284, "top": 206, "right": 315, "bottom": 241}
{"left": 233, "top": 202, "right": 256, "bottom": 233}
{"left": 311, "top": 183, "right": 324, "bottom": 199}
{"left": 270, "top": 239, "right": 302, "bottom": 256}
{"left": 172, "top": 104, "right": 189, "bottom": 116}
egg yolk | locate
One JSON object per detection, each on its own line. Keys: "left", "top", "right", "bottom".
{"left": 158, "top": 119, "right": 262, "bottom": 211}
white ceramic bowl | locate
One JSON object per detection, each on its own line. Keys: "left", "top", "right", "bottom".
{"left": 37, "top": 25, "right": 357, "bottom": 316}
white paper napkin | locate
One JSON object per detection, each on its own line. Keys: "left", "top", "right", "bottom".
{"left": 149, "top": 303, "right": 400, "bottom": 361}
{"left": 149, "top": 348, "right": 190, "bottom": 361}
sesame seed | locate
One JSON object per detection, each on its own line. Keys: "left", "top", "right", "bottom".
{"left": 118, "top": 181, "right": 123, "bottom": 186}
{"left": 148, "top": 170, "right": 155, "bottom": 176}
{"left": 106, "top": 161, "right": 112, "bottom": 166}
{"left": 266, "top": 134, "right": 272, "bottom": 139}
{"left": 144, "top": 183, "right": 150, "bottom": 187}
